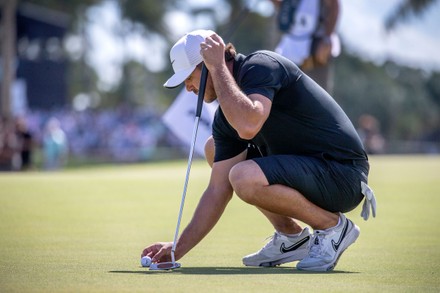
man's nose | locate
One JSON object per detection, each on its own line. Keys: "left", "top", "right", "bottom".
{"left": 185, "top": 82, "right": 197, "bottom": 93}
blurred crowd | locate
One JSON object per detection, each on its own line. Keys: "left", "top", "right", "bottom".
{"left": 0, "top": 107, "right": 170, "bottom": 171}
{"left": 1, "top": 106, "right": 437, "bottom": 172}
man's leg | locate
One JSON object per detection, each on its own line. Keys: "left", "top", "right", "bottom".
{"left": 241, "top": 195, "right": 313, "bottom": 267}
{"left": 230, "top": 155, "right": 315, "bottom": 266}
{"left": 229, "top": 159, "right": 360, "bottom": 271}
{"left": 305, "top": 60, "right": 334, "bottom": 95}
{"left": 229, "top": 160, "right": 338, "bottom": 230}
{"left": 205, "top": 136, "right": 303, "bottom": 232}
{"left": 204, "top": 136, "right": 215, "bottom": 168}
{"left": 205, "top": 137, "right": 312, "bottom": 266}
{"left": 257, "top": 208, "right": 303, "bottom": 234}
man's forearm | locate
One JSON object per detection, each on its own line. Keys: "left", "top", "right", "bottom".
{"left": 323, "top": 0, "right": 339, "bottom": 37}
{"left": 174, "top": 185, "right": 233, "bottom": 260}
{"left": 271, "top": 0, "right": 282, "bottom": 9}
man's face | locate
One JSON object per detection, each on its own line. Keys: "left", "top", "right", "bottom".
{"left": 184, "top": 67, "right": 216, "bottom": 103}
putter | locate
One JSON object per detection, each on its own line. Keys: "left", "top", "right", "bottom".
{"left": 150, "top": 64, "right": 209, "bottom": 271}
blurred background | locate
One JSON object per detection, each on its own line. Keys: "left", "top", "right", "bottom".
{"left": 0, "top": 0, "right": 439, "bottom": 171}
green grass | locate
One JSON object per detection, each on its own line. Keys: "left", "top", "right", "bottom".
{"left": 0, "top": 156, "right": 439, "bottom": 292}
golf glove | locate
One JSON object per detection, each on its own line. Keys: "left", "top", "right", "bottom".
{"left": 360, "top": 181, "right": 377, "bottom": 221}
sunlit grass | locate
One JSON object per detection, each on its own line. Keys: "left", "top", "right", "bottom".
{"left": 0, "top": 156, "right": 439, "bottom": 292}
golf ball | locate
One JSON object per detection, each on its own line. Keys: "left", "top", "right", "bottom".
{"left": 141, "top": 256, "right": 152, "bottom": 267}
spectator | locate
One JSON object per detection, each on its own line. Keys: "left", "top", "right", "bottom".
{"left": 0, "top": 117, "right": 19, "bottom": 171}
{"left": 43, "top": 117, "right": 68, "bottom": 170}
{"left": 272, "top": 0, "right": 340, "bottom": 93}
{"left": 357, "top": 114, "right": 385, "bottom": 154}
{"left": 15, "top": 117, "right": 34, "bottom": 170}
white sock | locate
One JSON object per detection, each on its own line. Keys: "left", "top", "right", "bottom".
{"left": 324, "top": 215, "right": 343, "bottom": 232}
{"left": 335, "top": 215, "right": 343, "bottom": 228}
{"left": 279, "top": 229, "right": 303, "bottom": 238}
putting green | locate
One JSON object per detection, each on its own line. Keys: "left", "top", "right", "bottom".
{"left": 0, "top": 156, "right": 439, "bottom": 292}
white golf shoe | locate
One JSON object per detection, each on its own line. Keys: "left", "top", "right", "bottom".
{"left": 243, "top": 227, "right": 312, "bottom": 267}
{"left": 297, "top": 213, "right": 360, "bottom": 272}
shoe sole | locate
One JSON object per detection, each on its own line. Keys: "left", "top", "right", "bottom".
{"left": 297, "top": 221, "right": 360, "bottom": 272}
{"left": 243, "top": 249, "right": 309, "bottom": 267}
{"left": 260, "top": 253, "right": 308, "bottom": 267}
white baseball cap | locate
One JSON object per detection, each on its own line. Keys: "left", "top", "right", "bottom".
{"left": 163, "top": 29, "right": 215, "bottom": 88}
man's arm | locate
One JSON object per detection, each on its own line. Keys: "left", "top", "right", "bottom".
{"left": 142, "top": 150, "right": 247, "bottom": 262}
{"left": 322, "top": 0, "right": 339, "bottom": 37}
{"left": 271, "top": 0, "right": 281, "bottom": 9}
{"left": 200, "top": 34, "right": 272, "bottom": 140}
{"left": 314, "top": 0, "right": 340, "bottom": 65}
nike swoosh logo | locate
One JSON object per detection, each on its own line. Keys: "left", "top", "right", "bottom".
{"left": 280, "top": 236, "right": 310, "bottom": 253}
{"left": 331, "top": 220, "right": 349, "bottom": 252}
{"left": 171, "top": 59, "right": 175, "bottom": 66}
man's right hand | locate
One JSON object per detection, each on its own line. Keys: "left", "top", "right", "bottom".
{"left": 141, "top": 242, "right": 174, "bottom": 263}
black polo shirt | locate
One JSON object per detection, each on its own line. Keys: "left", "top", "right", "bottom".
{"left": 213, "top": 51, "right": 367, "bottom": 163}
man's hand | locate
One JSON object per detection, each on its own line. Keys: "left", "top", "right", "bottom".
{"left": 141, "top": 242, "right": 173, "bottom": 263}
{"left": 200, "top": 33, "right": 226, "bottom": 72}
{"left": 302, "top": 37, "right": 332, "bottom": 70}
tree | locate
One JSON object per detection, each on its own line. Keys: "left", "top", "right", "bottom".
{"left": 117, "top": 0, "right": 175, "bottom": 38}
{"left": 385, "top": 0, "right": 439, "bottom": 31}
{"left": 0, "top": 0, "right": 17, "bottom": 119}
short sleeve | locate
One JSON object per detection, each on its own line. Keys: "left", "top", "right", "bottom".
{"left": 237, "top": 53, "right": 286, "bottom": 101}
{"left": 212, "top": 108, "right": 248, "bottom": 162}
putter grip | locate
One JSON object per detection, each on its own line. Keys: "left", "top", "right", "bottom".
{"left": 196, "top": 64, "right": 208, "bottom": 118}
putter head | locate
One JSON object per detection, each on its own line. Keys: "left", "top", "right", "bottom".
{"left": 149, "top": 262, "right": 181, "bottom": 271}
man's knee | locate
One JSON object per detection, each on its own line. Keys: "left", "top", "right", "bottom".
{"left": 204, "top": 136, "right": 214, "bottom": 167}
{"left": 229, "top": 160, "right": 267, "bottom": 204}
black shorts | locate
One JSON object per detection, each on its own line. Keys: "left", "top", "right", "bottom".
{"left": 251, "top": 154, "right": 369, "bottom": 213}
